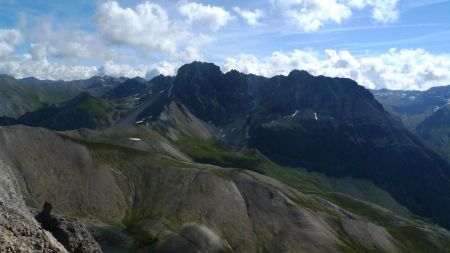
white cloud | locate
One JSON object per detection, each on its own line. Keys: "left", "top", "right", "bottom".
{"left": 2, "top": 45, "right": 449, "bottom": 91}
{"left": 0, "top": 29, "right": 22, "bottom": 58}
{"left": 95, "top": 1, "right": 189, "bottom": 54}
{"left": 98, "top": 61, "right": 177, "bottom": 79}
{"left": 0, "top": 50, "right": 179, "bottom": 81}
{"left": 145, "top": 61, "right": 178, "bottom": 79}
{"left": 29, "top": 21, "right": 119, "bottom": 61}
{"left": 347, "top": 0, "right": 399, "bottom": 23}
{"left": 29, "top": 43, "right": 46, "bottom": 61}
{"left": 222, "top": 48, "right": 450, "bottom": 90}
{"left": 271, "top": 0, "right": 399, "bottom": 31}
{"left": 233, "top": 7, "right": 264, "bottom": 26}
{"left": 0, "top": 54, "right": 97, "bottom": 80}
{"left": 370, "top": 0, "right": 399, "bottom": 23}
{"left": 179, "top": 1, "right": 233, "bottom": 31}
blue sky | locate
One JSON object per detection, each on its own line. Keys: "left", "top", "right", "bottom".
{"left": 0, "top": 0, "right": 449, "bottom": 90}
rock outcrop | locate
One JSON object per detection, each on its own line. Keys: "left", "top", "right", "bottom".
{"left": 0, "top": 160, "right": 68, "bottom": 252}
{"left": 35, "top": 202, "right": 103, "bottom": 253}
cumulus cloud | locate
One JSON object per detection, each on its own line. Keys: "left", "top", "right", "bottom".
{"left": 98, "top": 61, "right": 177, "bottom": 79}
{"left": 0, "top": 29, "right": 22, "bottom": 58}
{"left": 348, "top": 0, "right": 399, "bottom": 23}
{"left": 271, "top": 0, "right": 399, "bottom": 31}
{"left": 179, "top": 1, "right": 233, "bottom": 31}
{"left": 222, "top": 48, "right": 450, "bottom": 90}
{"left": 233, "top": 7, "right": 264, "bottom": 26}
{"left": 29, "top": 43, "right": 46, "bottom": 61}
{"left": 95, "top": 1, "right": 189, "bottom": 54}
{"left": 0, "top": 50, "right": 179, "bottom": 81}
{"left": 29, "top": 21, "right": 119, "bottom": 61}
{"left": 145, "top": 61, "right": 178, "bottom": 79}
{"left": 0, "top": 54, "right": 97, "bottom": 80}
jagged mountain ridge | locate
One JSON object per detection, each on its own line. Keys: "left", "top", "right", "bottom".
{"left": 130, "top": 62, "right": 450, "bottom": 229}
{"left": 3, "top": 62, "right": 450, "bottom": 252}
{"left": 3, "top": 62, "right": 450, "bottom": 229}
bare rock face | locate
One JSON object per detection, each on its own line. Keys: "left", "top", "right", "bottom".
{"left": 35, "top": 202, "right": 103, "bottom": 253}
{"left": 0, "top": 160, "right": 68, "bottom": 252}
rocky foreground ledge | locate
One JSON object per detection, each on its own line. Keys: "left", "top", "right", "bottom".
{"left": 0, "top": 160, "right": 68, "bottom": 252}
{"left": 33, "top": 202, "right": 103, "bottom": 253}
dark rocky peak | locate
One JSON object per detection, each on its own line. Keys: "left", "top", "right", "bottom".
{"left": 20, "top": 76, "right": 46, "bottom": 84}
{"left": 287, "top": 69, "right": 314, "bottom": 80}
{"left": 176, "top": 61, "right": 223, "bottom": 78}
{"left": 104, "top": 78, "right": 150, "bottom": 99}
{"left": 173, "top": 62, "right": 224, "bottom": 97}
{"left": 130, "top": 76, "right": 147, "bottom": 83}
{"left": 171, "top": 62, "right": 252, "bottom": 125}
{"left": 260, "top": 71, "right": 384, "bottom": 123}
{"left": 148, "top": 74, "right": 174, "bottom": 94}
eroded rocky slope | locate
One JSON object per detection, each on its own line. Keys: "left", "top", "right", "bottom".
{"left": 1, "top": 125, "right": 450, "bottom": 252}
{"left": 0, "top": 159, "right": 68, "bottom": 252}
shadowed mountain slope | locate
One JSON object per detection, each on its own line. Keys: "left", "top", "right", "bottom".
{"left": 127, "top": 62, "right": 450, "bottom": 229}
{"left": 0, "top": 92, "right": 114, "bottom": 130}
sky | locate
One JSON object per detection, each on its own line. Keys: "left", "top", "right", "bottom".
{"left": 0, "top": 0, "right": 449, "bottom": 90}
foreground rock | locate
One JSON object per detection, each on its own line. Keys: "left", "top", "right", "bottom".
{"left": 0, "top": 160, "right": 68, "bottom": 252}
{"left": 34, "top": 202, "right": 103, "bottom": 253}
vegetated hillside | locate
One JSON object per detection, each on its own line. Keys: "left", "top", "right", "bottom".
{"left": 416, "top": 105, "right": 450, "bottom": 154}
{"left": 371, "top": 86, "right": 450, "bottom": 130}
{"left": 1, "top": 125, "right": 450, "bottom": 253}
{"left": 0, "top": 92, "right": 114, "bottom": 130}
{"left": 0, "top": 74, "right": 122, "bottom": 118}
{"left": 372, "top": 86, "right": 450, "bottom": 160}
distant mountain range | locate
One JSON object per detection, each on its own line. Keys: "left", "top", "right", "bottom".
{"left": 2, "top": 62, "right": 450, "bottom": 252}
{"left": 372, "top": 86, "right": 450, "bottom": 158}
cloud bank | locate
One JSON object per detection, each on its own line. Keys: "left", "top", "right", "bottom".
{"left": 223, "top": 48, "right": 450, "bottom": 90}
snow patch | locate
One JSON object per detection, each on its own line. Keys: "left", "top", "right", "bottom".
{"left": 314, "top": 112, "right": 318, "bottom": 121}
{"left": 129, "top": 138, "right": 141, "bottom": 141}
{"left": 291, "top": 110, "right": 299, "bottom": 117}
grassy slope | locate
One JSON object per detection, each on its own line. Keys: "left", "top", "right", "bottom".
{"left": 172, "top": 133, "right": 450, "bottom": 253}
{"left": 55, "top": 127, "right": 450, "bottom": 252}
{"left": 0, "top": 81, "right": 82, "bottom": 117}
{"left": 73, "top": 95, "right": 114, "bottom": 126}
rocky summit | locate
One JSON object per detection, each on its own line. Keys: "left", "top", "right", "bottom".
{"left": 1, "top": 62, "right": 450, "bottom": 252}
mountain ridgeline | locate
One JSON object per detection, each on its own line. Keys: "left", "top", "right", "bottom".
{"left": 372, "top": 87, "right": 450, "bottom": 158}
{"left": 2, "top": 62, "right": 450, "bottom": 252}
{"left": 138, "top": 62, "right": 450, "bottom": 229}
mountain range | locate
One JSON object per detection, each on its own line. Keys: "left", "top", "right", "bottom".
{"left": 372, "top": 86, "right": 450, "bottom": 159}
{"left": 2, "top": 62, "right": 450, "bottom": 252}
